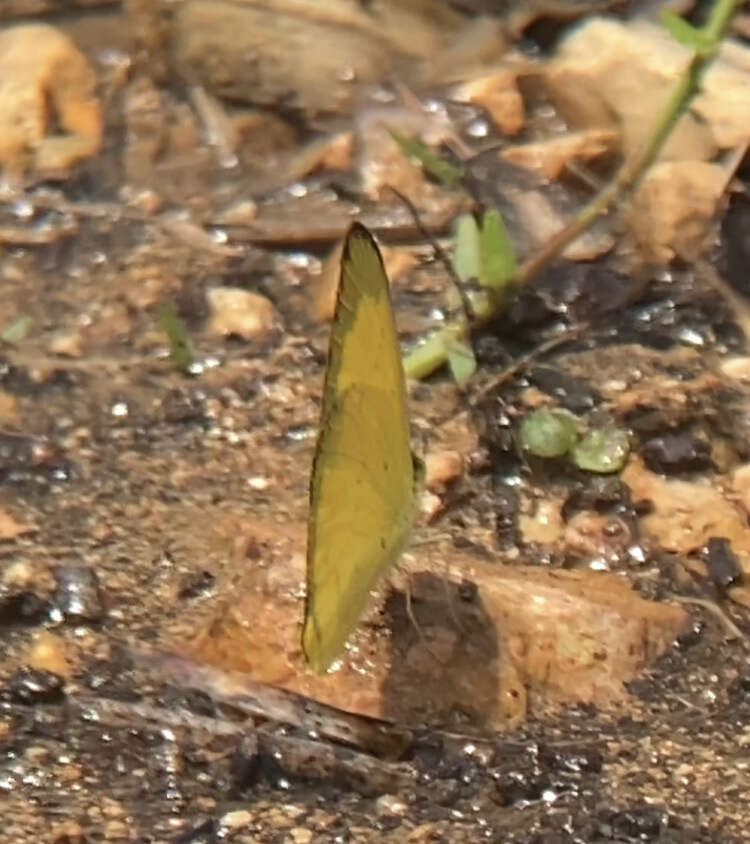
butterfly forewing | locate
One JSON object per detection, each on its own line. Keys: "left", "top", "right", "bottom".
{"left": 303, "top": 224, "right": 416, "bottom": 672}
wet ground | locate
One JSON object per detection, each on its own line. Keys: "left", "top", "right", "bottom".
{"left": 1, "top": 2, "right": 750, "bottom": 842}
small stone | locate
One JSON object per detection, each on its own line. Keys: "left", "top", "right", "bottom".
{"left": 375, "top": 794, "right": 409, "bottom": 817}
{"left": 288, "top": 828, "right": 313, "bottom": 844}
{"left": 52, "top": 564, "right": 104, "bottom": 622}
{"left": 720, "top": 356, "right": 750, "bottom": 383}
{"left": 0, "top": 590, "right": 51, "bottom": 627}
{"left": 0, "top": 391, "right": 20, "bottom": 426}
{"left": 48, "top": 329, "right": 85, "bottom": 358}
{"left": 0, "top": 24, "right": 102, "bottom": 178}
{"left": 704, "top": 537, "right": 742, "bottom": 588}
{"left": 731, "top": 463, "right": 750, "bottom": 516}
{"left": 206, "top": 287, "right": 276, "bottom": 340}
{"left": 640, "top": 431, "right": 712, "bottom": 474}
{"left": 452, "top": 70, "right": 524, "bottom": 135}
{"left": 217, "top": 809, "right": 252, "bottom": 835}
{"left": 4, "top": 666, "right": 65, "bottom": 704}
{"left": 424, "top": 450, "right": 463, "bottom": 492}
{"left": 59, "top": 763, "right": 83, "bottom": 783}
{"left": 25, "top": 745, "right": 49, "bottom": 763}
{"left": 103, "top": 820, "right": 130, "bottom": 840}
{"left": 419, "top": 490, "right": 443, "bottom": 522}
{"left": 123, "top": 187, "right": 163, "bottom": 216}
{"left": 214, "top": 199, "right": 258, "bottom": 225}
{"left": 231, "top": 733, "right": 260, "bottom": 789}
{"left": 603, "top": 806, "right": 669, "bottom": 839}
{"left": 26, "top": 629, "right": 71, "bottom": 678}
{"left": 49, "top": 820, "right": 84, "bottom": 844}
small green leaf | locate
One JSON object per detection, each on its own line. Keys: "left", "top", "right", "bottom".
{"left": 157, "top": 299, "right": 193, "bottom": 373}
{"left": 479, "top": 209, "right": 516, "bottom": 289}
{"left": 389, "top": 129, "right": 463, "bottom": 187}
{"left": 661, "top": 10, "right": 712, "bottom": 52}
{"left": 520, "top": 407, "right": 579, "bottom": 458}
{"left": 571, "top": 426, "right": 630, "bottom": 474}
{"left": 1, "top": 315, "right": 32, "bottom": 344}
{"left": 444, "top": 335, "right": 477, "bottom": 383}
{"left": 453, "top": 214, "right": 481, "bottom": 283}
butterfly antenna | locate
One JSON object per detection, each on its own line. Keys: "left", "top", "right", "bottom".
{"left": 388, "top": 186, "right": 475, "bottom": 325}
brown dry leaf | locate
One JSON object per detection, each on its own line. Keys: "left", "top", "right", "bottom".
{"left": 452, "top": 68, "right": 525, "bottom": 136}
{"left": 283, "top": 132, "right": 354, "bottom": 184}
{"left": 0, "top": 506, "right": 36, "bottom": 539}
{"left": 501, "top": 129, "right": 618, "bottom": 180}
{"left": 0, "top": 23, "right": 102, "bottom": 177}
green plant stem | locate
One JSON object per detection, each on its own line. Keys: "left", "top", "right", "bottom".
{"left": 404, "top": 0, "right": 741, "bottom": 381}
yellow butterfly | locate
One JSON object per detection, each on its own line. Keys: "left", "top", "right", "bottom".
{"left": 302, "top": 223, "right": 420, "bottom": 672}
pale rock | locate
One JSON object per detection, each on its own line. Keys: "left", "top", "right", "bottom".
{"left": 0, "top": 24, "right": 102, "bottom": 177}
{"left": 189, "top": 536, "right": 687, "bottom": 729}
{"left": 206, "top": 287, "right": 276, "bottom": 340}
{"left": 26, "top": 629, "right": 71, "bottom": 678}
{"left": 627, "top": 161, "right": 727, "bottom": 263}
{"left": 48, "top": 329, "right": 84, "bottom": 358}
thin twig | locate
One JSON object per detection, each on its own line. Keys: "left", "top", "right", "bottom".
{"left": 388, "top": 185, "right": 475, "bottom": 323}
{"left": 404, "top": 0, "right": 742, "bottom": 379}
{"left": 469, "top": 324, "right": 587, "bottom": 407}
{"left": 667, "top": 593, "right": 745, "bottom": 640}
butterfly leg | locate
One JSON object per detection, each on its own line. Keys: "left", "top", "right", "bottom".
{"left": 402, "top": 576, "right": 448, "bottom": 668}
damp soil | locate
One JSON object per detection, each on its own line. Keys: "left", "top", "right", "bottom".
{"left": 1, "top": 4, "right": 750, "bottom": 844}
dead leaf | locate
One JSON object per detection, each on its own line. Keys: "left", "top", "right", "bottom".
{"left": 0, "top": 507, "right": 36, "bottom": 539}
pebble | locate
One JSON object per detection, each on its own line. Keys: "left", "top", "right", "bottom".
{"left": 49, "top": 820, "right": 85, "bottom": 844}
{"left": 375, "top": 793, "right": 409, "bottom": 817}
{"left": 640, "top": 431, "right": 712, "bottom": 474}
{"left": 216, "top": 809, "right": 252, "bottom": 835}
{"left": 48, "top": 329, "right": 85, "bottom": 358}
{"left": 704, "top": 537, "right": 742, "bottom": 588}
{"left": 26, "top": 629, "right": 71, "bottom": 678}
{"left": 288, "top": 829, "right": 313, "bottom": 844}
{"left": 103, "top": 820, "right": 130, "bottom": 840}
{"left": 52, "top": 564, "right": 104, "bottom": 622}
{"left": 4, "top": 666, "right": 65, "bottom": 704}
{"left": 424, "top": 450, "right": 463, "bottom": 492}
{"left": 0, "top": 589, "right": 51, "bottom": 627}
{"left": 206, "top": 287, "right": 276, "bottom": 340}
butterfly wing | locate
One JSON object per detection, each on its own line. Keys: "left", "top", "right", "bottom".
{"left": 303, "top": 224, "right": 416, "bottom": 672}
